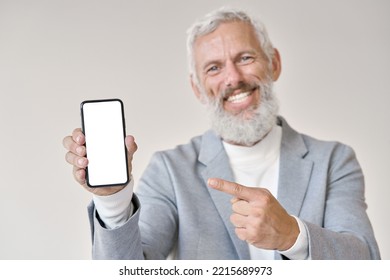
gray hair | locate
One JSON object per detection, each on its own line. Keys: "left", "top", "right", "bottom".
{"left": 186, "top": 7, "right": 275, "bottom": 86}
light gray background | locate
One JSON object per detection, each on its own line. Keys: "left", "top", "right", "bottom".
{"left": 0, "top": 0, "right": 389, "bottom": 259}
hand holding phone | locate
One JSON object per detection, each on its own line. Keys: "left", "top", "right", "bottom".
{"left": 81, "top": 99, "right": 129, "bottom": 188}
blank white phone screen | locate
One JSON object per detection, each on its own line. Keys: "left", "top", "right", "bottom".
{"left": 81, "top": 100, "right": 128, "bottom": 187}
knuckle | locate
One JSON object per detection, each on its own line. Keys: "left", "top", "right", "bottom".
{"left": 245, "top": 226, "right": 257, "bottom": 240}
{"left": 65, "top": 151, "right": 74, "bottom": 165}
{"left": 232, "top": 200, "right": 245, "bottom": 212}
{"left": 66, "top": 151, "right": 86, "bottom": 168}
{"left": 69, "top": 141, "right": 77, "bottom": 153}
{"left": 235, "top": 228, "right": 246, "bottom": 241}
{"left": 251, "top": 206, "right": 265, "bottom": 218}
{"left": 73, "top": 167, "right": 86, "bottom": 184}
{"left": 72, "top": 128, "right": 82, "bottom": 135}
{"left": 73, "top": 166, "right": 85, "bottom": 181}
{"left": 253, "top": 188, "right": 272, "bottom": 205}
{"left": 261, "top": 190, "right": 273, "bottom": 204}
{"left": 232, "top": 203, "right": 238, "bottom": 213}
{"left": 73, "top": 169, "right": 81, "bottom": 181}
{"left": 248, "top": 218, "right": 260, "bottom": 230}
{"left": 232, "top": 183, "right": 242, "bottom": 194}
{"left": 62, "top": 136, "right": 69, "bottom": 148}
{"left": 63, "top": 135, "right": 73, "bottom": 149}
{"left": 64, "top": 135, "right": 85, "bottom": 156}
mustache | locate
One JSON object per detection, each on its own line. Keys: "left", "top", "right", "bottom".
{"left": 220, "top": 82, "right": 259, "bottom": 100}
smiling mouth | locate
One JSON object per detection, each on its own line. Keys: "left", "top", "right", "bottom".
{"left": 225, "top": 91, "right": 253, "bottom": 103}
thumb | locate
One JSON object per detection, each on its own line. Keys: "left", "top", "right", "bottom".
{"left": 125, "top": 135, "right": 138, "bottom": 159}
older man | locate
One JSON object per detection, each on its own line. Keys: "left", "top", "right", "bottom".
{"left": 63, "top": 7, "right": 380, "bottom": 259}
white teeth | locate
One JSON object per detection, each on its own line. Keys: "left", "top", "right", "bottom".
{"left": 227, "top": 92, "right": 251, "bottom": 103}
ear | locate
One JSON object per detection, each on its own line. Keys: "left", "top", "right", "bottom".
{"left": 190, "top": 75, "right": 207, "bottom": 104}
{"left": 271, "top": 48, "right": 282, "bottom": 81}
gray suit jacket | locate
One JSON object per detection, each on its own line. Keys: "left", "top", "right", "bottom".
{"left": 88, "top": 117, "right": 380, "bottom": 259}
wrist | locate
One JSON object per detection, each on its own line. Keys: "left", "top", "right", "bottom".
{"left": 92, "top": 178, "right": 134, "bottom": 229}
{"left": 279, "top": 215, "right": 300, "bottom": 251}
{"left": 90, "top": 185, "right": 126, "bottom": 196}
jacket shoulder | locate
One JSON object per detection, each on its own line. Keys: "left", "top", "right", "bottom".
{"left": 279, "top": 116, "right": 356, "bottom": 159}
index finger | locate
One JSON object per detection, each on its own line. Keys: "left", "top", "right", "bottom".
{"left": 208, "top": 178, "right": 252, "bottom": 201}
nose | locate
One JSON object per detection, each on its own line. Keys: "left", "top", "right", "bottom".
{"left": 224, "top": 61, "right": 243, "bottom": 88}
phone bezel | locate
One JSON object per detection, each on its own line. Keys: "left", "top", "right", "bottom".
{"left": 80, "top": 98, "right": 129, "bottom": 188}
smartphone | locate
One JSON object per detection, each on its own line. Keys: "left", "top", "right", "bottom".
{"left": 80, "top": 98, "right": 129, "bottom": 187}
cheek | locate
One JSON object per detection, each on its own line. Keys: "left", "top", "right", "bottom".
{"left": 252, "top": 63, "right": 273, "bottom": 82}
{"left": 203, "top": 76, "right": 224, "bottom": 99}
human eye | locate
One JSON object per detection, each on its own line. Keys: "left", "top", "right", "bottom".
{"left": 205, "top": 65, "right": 220, "bottom": 75}
{"left": 238, "top": 55, "right": 255, "bottom": 65}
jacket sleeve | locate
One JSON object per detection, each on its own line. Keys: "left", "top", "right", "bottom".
{"left": 88, "top": 151, "right": 178, "bottom": 260}
{"left": 88, "top": 195, "right": 145, "bottom": 260}
{"left": 305, "top": 144, "right": 380, "bottom": 259}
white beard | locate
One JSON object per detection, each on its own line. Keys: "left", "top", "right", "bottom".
{"left": 204, "top": 80, "right": 279, "bottom": 146}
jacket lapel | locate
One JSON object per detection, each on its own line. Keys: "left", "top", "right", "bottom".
{"left": 197, "top": 117, "right": 313, "bottom": 259}
{"left": 277, "top": 117, "right": 313, "bottom": 216}
{"left": 199, "top": 130, "right": 250, "bottom": 260}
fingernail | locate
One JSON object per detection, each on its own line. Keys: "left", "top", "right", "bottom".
{"left": 76, "top": 146, "right": 83, "bottom": 155}
{"left": 78, "top": 158, "right": 86, "bottom": 166}
{"left": 208, "top": 178, "right": 217, "bottom": 187}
